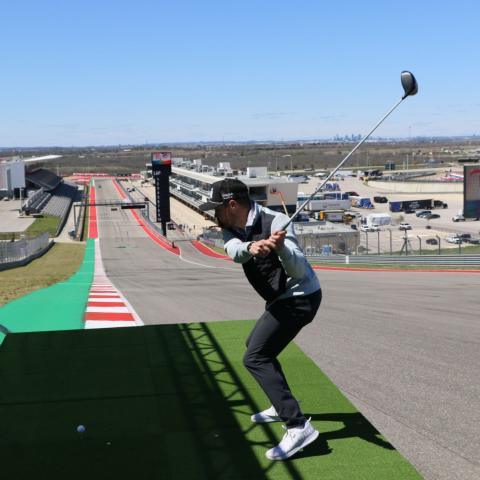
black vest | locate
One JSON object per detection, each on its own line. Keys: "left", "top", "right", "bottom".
{"left": 237, "top": 210, "right": 288, "bottom": 302}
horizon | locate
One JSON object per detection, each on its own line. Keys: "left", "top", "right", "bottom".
{"left": 3, "top": 134, "right": 480, "bottom": 152}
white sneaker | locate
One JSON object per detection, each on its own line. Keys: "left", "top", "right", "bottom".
{"left": 251, "top": 405, "right": 282, "bottom": 423}
{"left": 266, "top": 418, "right": 319, "bottom": 460}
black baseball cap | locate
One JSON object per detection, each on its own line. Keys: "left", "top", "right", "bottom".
{"left": 198, "top": 179, "right": 250, "bottom": 212}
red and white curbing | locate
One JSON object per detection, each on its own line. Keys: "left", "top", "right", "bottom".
{"left": 84, "top": 239, "right": 144, "bottom": 329}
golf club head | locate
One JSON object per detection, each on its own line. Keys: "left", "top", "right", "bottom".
{"left": 401, "top": 71, "right": 418, "bottom": 99}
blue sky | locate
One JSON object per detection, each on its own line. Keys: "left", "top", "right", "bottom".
{"left": 1, "top": 0, "right": 479, "bottom": 146}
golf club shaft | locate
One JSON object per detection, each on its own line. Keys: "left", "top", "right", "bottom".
{"left": 282, "top": 96, "right": 405, "bottom": 229}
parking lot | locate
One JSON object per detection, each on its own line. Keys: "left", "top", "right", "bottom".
{"left": 299, "top": 173, "right": 480, "bottom": 253}
{"left": 0, "top": 198, "right": 35, "bottom": 233}
{"left": 127, "top": 171, "right": 480, "bottom": 254}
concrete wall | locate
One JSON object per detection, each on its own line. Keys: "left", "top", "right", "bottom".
{"left": 0, "top": 159, "right": 25, "bottom": 192}
{"left": 372, "top": 180, "right": 462, "bottom": 194}
{"left": 10, "top": 160, "right": 25, "bottom": 189}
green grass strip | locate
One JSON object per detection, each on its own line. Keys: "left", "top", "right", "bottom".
{"left": 0, "top": 321, "right": 421, "bottom": 478}
{"left": 206, "top": 320, "right": 422, "bottom": 479}
{"left": 0, "top": 239, "right": 94, "bottom": 345}
{"left": 25, "top": 214, "right": 61, "bottom": 237}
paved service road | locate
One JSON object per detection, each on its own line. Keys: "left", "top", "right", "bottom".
{"left": 96, "top": 179, "right": 480, "bottom": 480}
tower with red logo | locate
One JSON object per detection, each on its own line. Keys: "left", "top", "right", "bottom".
{"left": 151, "top": 151, "right": 172, "bottom": 235}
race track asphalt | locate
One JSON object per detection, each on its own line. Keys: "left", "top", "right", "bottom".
{"left": 96, "top": 179, "right": 480, "bottom": 480}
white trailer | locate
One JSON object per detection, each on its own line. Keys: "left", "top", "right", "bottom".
{"left": 366, "top": 213, "right": 391, "bottom": 227}
{"left": 305, "top": 199, "right": 351, "bottom": 211}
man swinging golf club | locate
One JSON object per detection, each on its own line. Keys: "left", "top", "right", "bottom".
{"left": 199, "top": 71, "right": 418, "bottom": 460}
{"left": 199, "top": 179, "right": 322, "bottom": 460}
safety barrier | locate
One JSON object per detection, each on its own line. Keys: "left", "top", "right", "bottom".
{"left": 307, "top": 253, "right": 480, "bottom": 266}
{"left": 0, "top": 232, "right": 52, "bottom": 270}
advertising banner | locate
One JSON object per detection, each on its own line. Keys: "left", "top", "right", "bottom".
{"left": 464, "top": 165, "right": 480, "bottom": 218}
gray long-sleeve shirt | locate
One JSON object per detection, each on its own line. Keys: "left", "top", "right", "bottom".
{"left": 223, "top": 203, "right": 320, "bottom": 302}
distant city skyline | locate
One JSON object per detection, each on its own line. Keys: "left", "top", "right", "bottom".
{"left": 1, "top": 1, "right": 480, "bottom": 147}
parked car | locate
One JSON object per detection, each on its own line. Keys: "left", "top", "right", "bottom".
{"left": 467, "top": 237, "right": 480, "bottom": 244}
{"left": 398, "top": 222, "right": 412, "bottom": 230}
{"left": 403, "top": 209, "right": 416, "bottom": 214}
{"left": 373, "top": 196, "right": 388, "bottom": 203}
{"left": 425, "top": 213, "right": 440, "bottom": 220}
{"left": 426, "top": 238, "right": 438, "bottom": 245}
{"left": 446, "top": 236, "right": 461, "bottom": 244}
{"left": 345, "top": 191, "right": 359, "bottom": 197}
{"left": 288, "top": 174, "right": 309, "bottom": 183}
{"left": 452, "top": 214, "right": 480, "bottom": 221}
{"left": 416, "top": 210, "right": 432, "bottom": 217}
{"left": 360, "top": 224, "right": 378, "bottom": 232}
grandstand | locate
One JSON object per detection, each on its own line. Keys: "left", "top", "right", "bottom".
{"left": 22, "top": 169, "right": 78, "bottom": 236}
{"left": 26, "top": 168, "right": 62, "bottom": 191}
{"left": 41, "top": 182, "right": 78, "bottom": 218}
{"left": 22, "top": 188, "right": 51, "bottom": 214}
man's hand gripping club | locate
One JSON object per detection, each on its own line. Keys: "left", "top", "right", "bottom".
{"left": 248, "top": 230, "right": 286, "bottom": 258}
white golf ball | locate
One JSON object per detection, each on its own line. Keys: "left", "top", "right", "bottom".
{"left": 77, "top": 425, "right": 86, "bottom": 434}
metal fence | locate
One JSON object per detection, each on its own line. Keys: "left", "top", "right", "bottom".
{"left": 201, "top": 227, "right": 225, "bottom": 248}
{"left": 201, "top": 227, "right": 359, "bottom": 254}
{"left": 297, "top": 232, "right": 359, "bottom": 255}
{"left": 0, "top": 232, "right": 50, "bottom": 264}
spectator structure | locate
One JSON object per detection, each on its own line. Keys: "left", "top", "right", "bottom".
{"left": 22, "top": 169, "right": 78, "bottom": 236}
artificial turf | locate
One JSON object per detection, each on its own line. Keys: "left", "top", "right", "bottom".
{"left": 0, "top": 321, "right": 422, "bottom": 479}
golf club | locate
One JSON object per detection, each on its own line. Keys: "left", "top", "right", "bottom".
{"left": 282, "top": 71, "right": 418, "bottom": 229}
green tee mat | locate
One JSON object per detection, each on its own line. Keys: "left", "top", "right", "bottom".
{"left": 0, "top": 239, "right": 94, "bottom": 345}
{"left": 0, "top": 320, "right": 422, "bottom": 479}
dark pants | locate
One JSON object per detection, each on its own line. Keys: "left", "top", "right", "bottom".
{"left": 243, "top": 289, "right": 322, "bottom": 428}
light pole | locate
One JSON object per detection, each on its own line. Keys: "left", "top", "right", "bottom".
{"left": 435, "top": 235, "right": 441, "bottom": 255}
{"left": 417, "top": 235, "right": 422, "bottom": 255}
{"left": 402, "top": 229, "right": 409, "bottom": 255}
{"left": 387, "top": 228, "right": 393, "bottom": 255}
{"left": 377, "top": 230, "right": 381, "bottom": 254}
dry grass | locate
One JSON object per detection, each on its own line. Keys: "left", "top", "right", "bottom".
{"left": 10, "top": 139, "right": 479, "bottom": 176}
{"left": 0, "top": 242, "right": 85, "bottom": 307}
